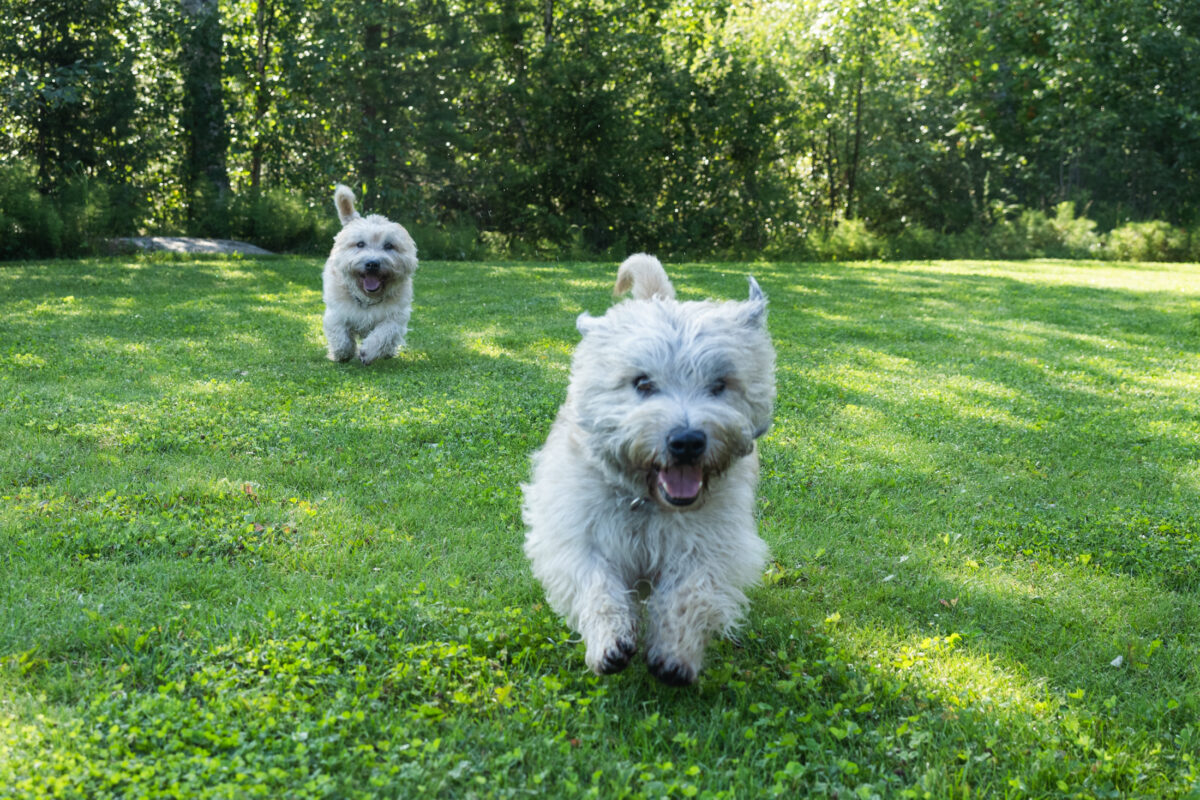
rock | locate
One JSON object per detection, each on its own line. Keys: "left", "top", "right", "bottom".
{"left": 109, "top": 237, "right": 274, "bottom": 255}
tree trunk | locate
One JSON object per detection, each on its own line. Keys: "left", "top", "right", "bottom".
{"left": 845, "top": 64, "right": 864, "bottom": 219}
{"left": 360, "top": 21, "right": 383, "bottom": 207}
{"left": 180, "top": 0, "right": 230, "bottom": 220}
{"left": 824, "top": 127, "right": 839, "bottom": 231}
{"left": 250, "top": 0, "right": 277, "bottom": 192}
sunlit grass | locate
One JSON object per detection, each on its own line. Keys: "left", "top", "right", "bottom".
{"left": 1, "top": 255, "right": 1199, "bottom": 797}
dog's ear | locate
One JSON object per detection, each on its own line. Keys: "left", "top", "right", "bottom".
{"left": 737, "top": 276, "right": 768, "bottom": 329}
{"left": 576, "top": 311, "right": 603, "bottom": 336}
{"left": 333, "top": 184, "right": 360, "bottom": 226}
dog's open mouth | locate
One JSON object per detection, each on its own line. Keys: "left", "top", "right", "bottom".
{"left": 361, "top": 275, "right": 383, "bottom": 293}
{"left": 655, "top": 464, "right": 704, "bottom": 507}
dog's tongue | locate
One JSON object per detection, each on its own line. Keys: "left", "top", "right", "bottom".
{"left": 657, "top": 464, "right": 704, "bottom": 501}
{"left": 363, "top": 275, "right": 382, "bottom": 292}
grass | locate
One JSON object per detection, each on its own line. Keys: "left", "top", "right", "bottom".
{"left": 1, "top": 253, "right": 1199, "bottom": 798}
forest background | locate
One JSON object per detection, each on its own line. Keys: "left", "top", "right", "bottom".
{"left": 2, "top": 0, "right": 1199, "bottom": 262}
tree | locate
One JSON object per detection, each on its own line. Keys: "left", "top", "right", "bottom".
{"left": 180, "top": 0, "right": 231, "bottom": 222}
{"left": 0, "top": 0, "right": 139, "bottom": 191}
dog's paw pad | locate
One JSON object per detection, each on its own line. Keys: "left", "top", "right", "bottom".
{"left": 597, "top": 637, "right": 637, "bottom": 675}
{"left": 647, "top": 656, "right": 697, "bottom": 687}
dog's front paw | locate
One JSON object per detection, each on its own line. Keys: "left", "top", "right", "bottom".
{"left": 647, "top": 654, "right": 698, "bottom": 687}
{"left": 359, "top": 346, "right": 398, "bottom": 366}
{"left": 588, "top": 636, "right": 637, "bottom": 675}
{"left": 358, "top": 348, "right": 387, "bottom": 365}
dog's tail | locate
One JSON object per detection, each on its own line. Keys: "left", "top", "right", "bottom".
{"left": 334, "top": 184, "right": 360, "bottom": 226}
{"left": 614, "top": 253, "right": 675, "bottom": 301}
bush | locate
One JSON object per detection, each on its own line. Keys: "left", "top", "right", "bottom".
{"left": 57, "top": 176, "right": 114, "bottom": 250}
{"left": 1103, "top": 220, "right": 1189, "bottom": 262}
{"left": 0, "top": 161, "right": 145, "bottom": 259}
{"left": 404, "top": 220, "right": 489, "bottom": 261}
{"left": 190, "top": 188, "right": 487, "bottom": 258}
{"left": 806, "top": 217, "right": 882, "bottom": 261}
{"left": 881, "top": 223, "right": 940, "bottom": 260}
{"left": 0, "top": 161, "right": 65, "bottom": 258}
{"left": 985, "top": 212, "right": 1035, "bottom": 259}
{"left": 984, "top": 202, "right": 1103, "bottom": 259}
{"left": 227, "top": 188, "right": 335, "bottom": 254}
{"left": 1048, "top": 202, "right": 1101, "bottom": 257}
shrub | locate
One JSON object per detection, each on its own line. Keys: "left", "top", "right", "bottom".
{"left": 228, "top": 188, "right": 335, "bottom": 254}
{"left": 0, "top": 161, "right": 64, "bottom": 258}
{"left": 406, "top": 220, "right": 488, "bottom": 261}
{"left": 1104, "top": 220, "right": 1189, "bottom": 262}
{"left": 805, "top": 217, "right": 882, "bottom": 261}
{"left": 881, "top": 223, "right": 939, "bottom": 260}
{"left": 57, "top": 175, "right": 114, "bottom": 249}
{"left": 1048, "top": 202, "right": 1101, "bottom": 257}
{"left": 990, "top": 202, "right": 1104, "bottom": 259}
{"left": 986, "top": 213, "right": 1035, "bottom": 259}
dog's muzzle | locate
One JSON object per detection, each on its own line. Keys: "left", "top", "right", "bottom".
{"left": 359, "top": 261, "right": 386, "bottom": 294}
{"left": 654, "top": 428, "right": 707, "bottom": 507}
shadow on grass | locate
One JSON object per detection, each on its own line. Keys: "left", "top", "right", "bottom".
{"left": 746, "top": 260, "right": 1200, "bottom": 744}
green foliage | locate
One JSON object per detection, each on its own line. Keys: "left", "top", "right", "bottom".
{"left": 405, "top": 221, "right": 488, "bottom": 262}
{"left": 2, "top": 1, "right": 1200, "bottom": 255}
{"left": 1104, "top": 220, "right": 1193, "bottom": 263}
{"left": 225, "top": 189, "right": 335, "bottom": 254}
{"left": 1048, "top": 202, "right": 1102, "bottom": 257}
{"left": 0, "top": 161, "right": 64, "bottom": 258}
{"left": 879, "top": 224, "right": 940, "bottom": 260}
{"left": 807, "top": 218, "right": 883, "bottom": 261}
{"left": 0, "top": 160, "right": 128, "bottom": 258}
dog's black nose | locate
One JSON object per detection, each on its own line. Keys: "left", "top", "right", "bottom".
{"left": 666, "top": 428, "right": 707, "bottom": 463}
{"left": 364, "top": 261, "right": 381, "bottom": 274}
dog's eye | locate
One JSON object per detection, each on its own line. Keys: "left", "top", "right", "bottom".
{"left": 633, "top": 375, "right": 657, "bottom": 396}
{"left": 356, "top": 241, "right": 365, "bottom": 248}
{"left": 383, "top": 242, "right": 395, "bottom": 251}
{"left": 710, "top": 378, "right": 727, "bottom": 396}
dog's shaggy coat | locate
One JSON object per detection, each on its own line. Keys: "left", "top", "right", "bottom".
{"left": 322, "top": 184, "right": 418, "bottom": 364}
{"left": 523, "top": 254, "right": 775, "bottom": 685}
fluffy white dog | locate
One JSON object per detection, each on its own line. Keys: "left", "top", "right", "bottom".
{"left": 322, "top": 184, "right": 418, "bottom": 364}
{"left": 523, "top": 254, "right": 776, "bottom": 686}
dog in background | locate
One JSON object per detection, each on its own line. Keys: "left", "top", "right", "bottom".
{"left": 523, "top": 254, "right": 776, "bottom": 686}
{"left": 322, "top": 184, "right": 418, "bottom": 364}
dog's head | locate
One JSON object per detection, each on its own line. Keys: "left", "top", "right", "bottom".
{"left": 568, "top": 256, "right": 775, "bottom": 511}
{"left": 328, "top": 184, "right": 418, "bottom": 303}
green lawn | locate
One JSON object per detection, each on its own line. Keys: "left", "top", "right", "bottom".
{"left": 2, "top": 254, "right": 1198, "bottom": 798}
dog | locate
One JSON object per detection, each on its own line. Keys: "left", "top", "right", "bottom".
{"left": 322, "top": 184, "right": 418, "bottom": 364}
{"left": 522, "top": 254, "right": 775, "bottom": 686}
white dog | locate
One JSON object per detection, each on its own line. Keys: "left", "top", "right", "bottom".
{"left": 322, "top": 184, "right": 418, "bottom": 364}
{"left": 523, "top": 254, "right": 775, "bottom": 686}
